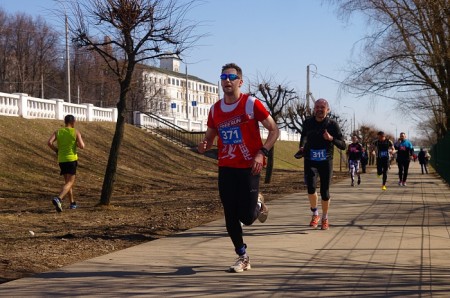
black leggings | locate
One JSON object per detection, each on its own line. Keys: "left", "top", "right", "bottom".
{"left": 420, "top": 163, "right": 428, "bottom": 174}
{"left": 218, "top": 167, "right": 260, "bottom": 251}
{"left": 397, "top": 159, "right": 410, "bottom": 182}
{"left": 304, "top": 159, "right": 333, "bottom": 200}
{"left": 377, "top": 158, "right": 389, "bottom": 185}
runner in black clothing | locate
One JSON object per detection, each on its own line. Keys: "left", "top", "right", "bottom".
{"left": 394, "top": 132, "right": 414, "bottom": 186}
{"left": 360, "top": 148, "right": 369, "bottom": 173}
{"left": 418, "top": 148, "right": 430, "bottom": 174}
{"left": 346, "top": 135, "right": 363, "bottom": 186}
{"left": 372, "top": 131, "right": 395, "bottom": 190}
{"left": 297, "top": 99, "right": 346, "bottom": 230}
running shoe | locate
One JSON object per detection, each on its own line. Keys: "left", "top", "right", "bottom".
{"left": 402, "top": 182, "right": 406, "bottom": 186}
{"left": 257, "top": 193, "right": 268, "bottom": 223}
{"left": 377, "top": 175, "right": 381, "bottom": 178}
{"left": 309, "top": 215, "right": 320, "bottom": 228}
{"left": 69, "top": 202, "right": 77, "bottom": 209}
{"left": 357, "top": 176, "right": 361, "bottom": 185}
{"left": 321, "top": 218, "right": 329, "bottom": 230}
{"left": 351, "top": 181, "right": 354, "bottom": 187}
{"left": 52, "top": 197, "right": 62, "bottom": 212}
{"left": 382, "top": 185, "right": 387, "bottom": 191}
{"left": 398, "top": 181, "right": 402, "bottom": 186}
{"left": 229, "top": 255, "right": 251, "bottom": 273}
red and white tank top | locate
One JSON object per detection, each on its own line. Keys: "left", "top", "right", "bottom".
{"left": 207, "top": 93, "right": 269, "bottom": 168}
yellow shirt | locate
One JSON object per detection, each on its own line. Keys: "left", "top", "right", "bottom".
{"left": 56, "top": 128, "right": 78, "bottom": 163}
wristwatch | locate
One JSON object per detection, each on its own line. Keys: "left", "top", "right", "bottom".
{"left": 259, "top": 147, "right": 270, "bottom": 157}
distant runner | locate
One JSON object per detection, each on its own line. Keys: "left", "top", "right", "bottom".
{"left": 372, "top": 131, "right": 395, "bottom": 191}
{"left": 346, "top": 135, "right": 363, "bottom": 187}
{"left": 297, "top": 99, "right": 346, "bottom": 230}
{"left": 394, "top": 132, "right": 414, "bottom": 186}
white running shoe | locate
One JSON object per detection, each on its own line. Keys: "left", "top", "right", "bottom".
{"left": 257, "top": 193, "right": 269, "bottom": 223}
{"left": 52, "top": 197, "right": 62, "bottom": 212}
{"left": 229, "top": 255, "right": 251, "bottom": 273}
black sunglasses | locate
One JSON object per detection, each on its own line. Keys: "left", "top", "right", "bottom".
{"left": 220, "top": 73, "right": 240, "bottom": 81}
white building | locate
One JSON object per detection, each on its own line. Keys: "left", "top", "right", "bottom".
{"left": 140, "top": 56, "right": 219, "bottom": 122}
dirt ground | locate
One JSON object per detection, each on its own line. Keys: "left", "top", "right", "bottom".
{"left": 0, "top": 118, "right": 350, "bottom": 285}
{"left": 0, "top": 169, "right": 346, "bottom": 284}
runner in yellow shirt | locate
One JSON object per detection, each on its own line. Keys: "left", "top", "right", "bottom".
{"left": 47, "top": 115, "right": 85, "bottom": 212}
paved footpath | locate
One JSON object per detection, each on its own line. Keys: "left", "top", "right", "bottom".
{"left": 1, "top": 162, "right": 450, "bottom": 297}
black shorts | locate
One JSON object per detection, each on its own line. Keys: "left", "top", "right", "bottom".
{"left": 304, "top": 159, "right": 333, "bottom": 200}
{"left": 59, "top": 161, "right": 78, "bottom": 175}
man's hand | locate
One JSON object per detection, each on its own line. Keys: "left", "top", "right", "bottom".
{"left": 294, "top": 147, "right": 304, "bottom": 159}
{"left": 197, "top": 140, "right": 208, "bottom": 154}
{"left": 323, "top": 129, "right": 333, "bottom": 141}
{"left": 252, "top": 152, "right": 265, "bottom": 175}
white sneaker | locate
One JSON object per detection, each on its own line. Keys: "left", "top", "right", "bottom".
{"left": 257, "top": 193, "right": 269, "bottom": 223}
{"left": 52, "top": 197, "right": 62, "bottom": 212}
{"left": 229, "top": 255, "right": 251, "bottom": 273}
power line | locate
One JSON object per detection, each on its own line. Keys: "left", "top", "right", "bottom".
{"left": 311, "top": 70, "right": 399, "bottom": 101}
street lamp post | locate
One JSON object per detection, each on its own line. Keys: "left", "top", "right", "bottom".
{"left": 390, "top": 123, "right": 398, "bottom": 138}
{"left": 344, "top": 105, "right": 355, "bottom": 135}
{"left": 181, "top": 59, "right": 208, "bottom": 120}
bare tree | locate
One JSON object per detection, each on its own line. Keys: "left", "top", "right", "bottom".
{"left": 334, "top": 0, "right": 450, "bottom": 139}
{"left": 282, "top": 101, "right": 308, "bottom": 134}
{"left": 0, "top": 10, "right": 61, "bottom": 97}
{"left": 0, "top": 8, "right": 11, "bottom": 92}
{"left": 69, "top": 0, "right": 200, "bottom": 205}
{"left": 251, "top": 78, "right": 299, "bottom": 183}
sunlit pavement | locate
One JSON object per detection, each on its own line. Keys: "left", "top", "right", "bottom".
{"left": 1, "top": 162, "right": 449, "bottom": 297}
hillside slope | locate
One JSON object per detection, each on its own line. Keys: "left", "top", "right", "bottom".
{"left": 0, "top": 117, "right": 218, "bottom": 201}
{"left": 0, "top": 116, "right": 304, "bottom": 283}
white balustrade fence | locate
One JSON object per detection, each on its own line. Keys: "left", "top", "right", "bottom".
{"left": 134, "top": 111, "right": 300, "bottom": 142}
{"left": 0, "top": 92, "right": 300, "bottom": 141}
{"left": 134, "top": 111, "right": 207, "bottom": 131}
{"left": 0, "top": 92, "right": 118, "bottom": 122}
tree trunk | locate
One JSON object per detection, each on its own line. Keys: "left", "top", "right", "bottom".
{"left": 99, "top": 96, "right": 127, "bottom": 205}
{"left": 264, "top": 147, "right": 275, "bottom": 184}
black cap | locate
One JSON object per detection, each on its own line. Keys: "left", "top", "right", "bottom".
{"left": 377, "top": 131, "right": 385, "bottom": 136}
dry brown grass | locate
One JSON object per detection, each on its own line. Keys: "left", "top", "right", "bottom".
{"left": 0, "top": 116, "right": 307, "bottom": 283}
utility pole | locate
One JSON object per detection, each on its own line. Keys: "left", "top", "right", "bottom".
{"left": 185, "top": 64, "right": 188, "bottom": 119}
{"left": 306, "top": 65, "right": 310, "bottom": 115}
{"left": 306, "top": 64, "right": 317, "bottom": 115}
{"left": 41, "top": 73, "right": 44, "bottom": 99}
{"left": 344, "top": 105, "right": 356, "bottom": 135}
{"left": 65, "top": 13, "right": 71, "bottom": 103}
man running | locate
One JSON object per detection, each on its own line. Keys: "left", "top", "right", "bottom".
{"left": 418, "top": 148, "right": 430, "bottom": 174}
{"left": 372, "top": 131, "right": 395, "bottom": 191}
{"left": 346, "top": 135, "right": 363, "bottom": 186}
{"left": 197, "top": 63, "right": 279, "bottom": 273}
{"left": 394, "top": 132, "right": 414, "bottom": 186}
{"left": 297, "top": 99, "right": 346, "bottom": 230}
{"left": 47, "top": 114, "right": 85, "bottom": 212}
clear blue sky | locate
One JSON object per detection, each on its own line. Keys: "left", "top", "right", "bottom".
{"left": 0, "top": 0, "right": 416, "bottom": 138}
